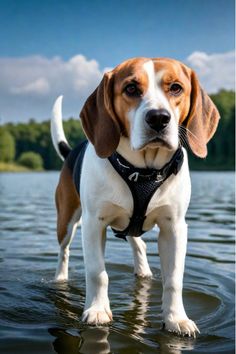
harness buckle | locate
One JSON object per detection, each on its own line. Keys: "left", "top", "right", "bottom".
{"left": 156, "top": 173, "right": 164, "bottom": 183}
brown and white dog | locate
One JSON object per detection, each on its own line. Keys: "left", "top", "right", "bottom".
{"left": 51, "top": 57, "right": 220, "bottom": 337}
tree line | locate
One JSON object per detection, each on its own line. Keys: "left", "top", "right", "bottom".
{"left": 0, "top": 90, "right": 234, "bottom": 171}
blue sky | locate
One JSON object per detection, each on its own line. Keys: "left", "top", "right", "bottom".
{"left": 0, "top": 0, "right": 234, "bottom": 122}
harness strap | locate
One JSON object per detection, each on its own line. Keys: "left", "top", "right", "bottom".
{"left": 73, "top": 140, "right": 89, "bottom": 194}
{"left": 108, "top": 147, "right": 184, "bottom": 240}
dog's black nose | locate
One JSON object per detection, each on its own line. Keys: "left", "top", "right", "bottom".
{"left": 145, "top": 109, "right": 171, "bottom": 132}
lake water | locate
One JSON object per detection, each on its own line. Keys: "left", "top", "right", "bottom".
{"left": 0, "top": 171, "right": 234, "bottom": 354}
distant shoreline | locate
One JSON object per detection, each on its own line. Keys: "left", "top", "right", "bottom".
{"left": 0, "top": 162, "right": 43, "bottom": 172}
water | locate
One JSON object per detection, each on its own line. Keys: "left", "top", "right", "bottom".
{"left": 0, "top": 171, "right": 234, "bottom": 354}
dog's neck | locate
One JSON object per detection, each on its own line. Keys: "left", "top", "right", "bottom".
{"left": 117, "top": 137, "right": 176, "bottom": 170}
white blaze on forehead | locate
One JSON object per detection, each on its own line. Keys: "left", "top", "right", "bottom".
{"left": 128, "top": 60, "right": 179, "bottom": 151}
{"left": 143, "top": 60, "right": 170, "bottom": 110}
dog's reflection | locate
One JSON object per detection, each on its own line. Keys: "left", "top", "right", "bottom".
{"left": 49, "top": 276, "right": 195, "bottom": 354}
{"left": 123, "top": 276, "right": 196, "bottom": 353}
{"left": 157, "top": 332, "right": 195, "bottom": 354}
{"left": 49, "top": 326, "right": 110, "bottom": 354}
{"left": 124, "top": 276, "right": 153, "bottom": 334}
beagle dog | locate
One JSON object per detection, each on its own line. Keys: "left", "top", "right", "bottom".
{"left": 51, "top": 57, "right": 219, "bottom": 337}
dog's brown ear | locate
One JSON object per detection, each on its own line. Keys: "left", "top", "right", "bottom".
{"left": 184, "top": 70, "right": 220, "bottom": 158}
{"left": 80, "top": 71, "right": 120, "bottom": 158}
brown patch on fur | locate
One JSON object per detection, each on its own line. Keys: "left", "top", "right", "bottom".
{"left": 80, "top": 71, "right": 121, "bottom": 158}
{"left": 152, "top": 58, "right": 219, "bottom": 156}
{"left": 55, "top": 163, "right": 80, "bottom": 244}
{"left": 152, "top": 58, "right": 192, "bottom": 123}
{"left": 183, "top": 70, "right": 220, "bottom": 157}
{"left": 80, "top": 57, "right": 150, "bottom": 157}
{"left": 113, "top": 58, "right": 150, "bottom": 135}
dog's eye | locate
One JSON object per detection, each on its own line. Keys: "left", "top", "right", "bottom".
{"left": 124, "top": 83, "right": 142, "bottom": 97}
{"left": 169, "top": 83, "right": 183, "bottom": 96}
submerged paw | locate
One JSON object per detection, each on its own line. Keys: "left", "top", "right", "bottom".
{"left": 164, "top": 317, "right": 200, "bottom": 338}
{"left": 82, "top": 308, "right": 113, "bottom": 325}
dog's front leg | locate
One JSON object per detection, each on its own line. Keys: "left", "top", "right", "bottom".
{"left": 81, "top": 215, "right": 112, "bottom": 325}
{"left": 127, "top": 236, "right": 152, "bottom": 278}
{"left": 158, "top": 219, "right": 199, "bottom": 337}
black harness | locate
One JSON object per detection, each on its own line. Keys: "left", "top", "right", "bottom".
{"left": 72, "top": 140, "right": 184, "bottom": 241}
{"left": 108, "top": 148, "right": 184, "bottom": 240}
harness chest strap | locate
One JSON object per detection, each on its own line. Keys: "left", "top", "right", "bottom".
{"left": 108, "top": 147, "right": 184, "bottom": 240}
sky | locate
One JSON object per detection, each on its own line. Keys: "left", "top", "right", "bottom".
{"left": 0, "top": 0, "right": 234, "bottom": 123}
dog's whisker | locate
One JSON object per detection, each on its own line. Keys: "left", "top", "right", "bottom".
{"left": 178, "top": 127, "right": 190, "bottom": 150}
{"left": 178, "top": 125, "right": 204, "bottom": 152}
{"left": 179, "top": 125, "right": 201, "bottom": 145}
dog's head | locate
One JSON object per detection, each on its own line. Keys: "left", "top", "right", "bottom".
{"left": 80, "top": 57, "right": 220, "bottom": 158}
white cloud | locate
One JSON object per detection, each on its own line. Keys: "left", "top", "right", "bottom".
{"left": 11, "top": 77, "right": 50, "bottom": 95}
{"left": 186, "top": 50, "right": 235, "bottom": 93}
{"left": 0, "top": 55, "right": 104, "bottom": 122}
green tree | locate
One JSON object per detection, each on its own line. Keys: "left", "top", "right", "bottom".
{"left": 188, "top": 90, "right": 235, "bottom": 170}
{"left": 18, "top": 151, "right": 44, "bottom": 170}
{"left": 6, "top": 118, "right": 85, "bottom": 170}
{"left": 0, "top": 127, "right": 15, "bottom": 162}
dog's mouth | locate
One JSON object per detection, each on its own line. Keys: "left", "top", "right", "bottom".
{"left": 139, "top": 136, "right": 174, "bottom": 151}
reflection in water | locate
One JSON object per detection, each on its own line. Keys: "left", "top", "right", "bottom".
{"left": 49, "top": 327, "right": 110, "bottom": 354}
{"left": 122, "top": 276, "right": 196, "bottom": 354}
{"left": 49, "top": 328, "right": 82, "bottom": 354}
{"left": 49, "top": 326, "right": 196, "bottom": 354}
{"left": 49, "top": 277, "right": 197, "bottom": 354}
{"left": 48, "top": 282, "right": 111, "bottom": 354}
{"left": 157, "top": 334, "right": 195, "bottom": 354}
{"left": 127, "top": 277, "right": 153, "bottom": 334}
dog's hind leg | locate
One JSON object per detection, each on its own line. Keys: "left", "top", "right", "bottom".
{"left": 127, "top": 236, "right": 152, "bottom": 278}
{"left": 55, "top": 164, "right": 81, "bottom": 281}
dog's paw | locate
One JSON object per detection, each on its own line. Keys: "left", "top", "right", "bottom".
{"left": 135, "top": 269, "right": 153, "bottom": 278}
{"left": 82, "top": 307, "right": 113, "bottom": 325}
{"left": 134, "top": 261, "right": 153, "bottom": 278}
{"left": 164, "top": 315, "right": 200, "bottom": 338}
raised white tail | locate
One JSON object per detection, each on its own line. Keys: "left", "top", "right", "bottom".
{"left": 51, "top": 96, "right": 71, "bottom": 160}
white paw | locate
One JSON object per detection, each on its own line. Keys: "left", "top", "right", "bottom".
{"left": 82, "top": 307, "right": 113, "bottom": 325}
{"left": 164, "top": 315, "right": 200, "bottom": 337}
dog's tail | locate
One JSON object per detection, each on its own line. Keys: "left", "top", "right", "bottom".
{"left": 51, "top": 96, "right": 72, "bottom": 161}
